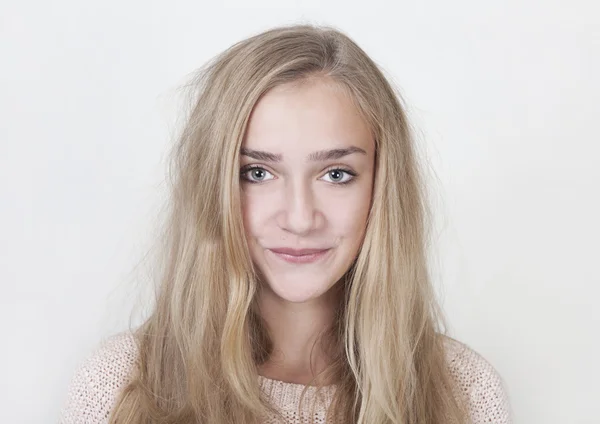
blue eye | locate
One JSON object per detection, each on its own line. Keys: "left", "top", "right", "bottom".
{"left": 240, "top": 166, "right": 275, "bottom": 183}
{"left": 321, "top": 168, "right": 357, "bottom": 185}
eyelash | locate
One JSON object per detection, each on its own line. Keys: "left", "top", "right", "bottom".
{"left": 240, "top": 165, "right": 358, "bottom": 186}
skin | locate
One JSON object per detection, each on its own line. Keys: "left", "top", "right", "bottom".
{"left": 240, "top": 77, "right": 375, "bottom": 384}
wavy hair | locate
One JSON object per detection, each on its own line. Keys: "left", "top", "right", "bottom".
{"left": 108, "top": 23, "right": 469, "bottom": 423}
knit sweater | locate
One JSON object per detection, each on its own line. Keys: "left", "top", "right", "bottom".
{"left": 59, "top": 331, "right": 512, "bottom": 423}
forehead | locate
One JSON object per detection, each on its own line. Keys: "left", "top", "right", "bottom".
{"left": 242, "top": 79, "right": 373, "bottom": 154}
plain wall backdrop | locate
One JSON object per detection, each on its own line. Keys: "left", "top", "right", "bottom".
{"left": 1, "top": 0, "right": 598, "bottom": 422}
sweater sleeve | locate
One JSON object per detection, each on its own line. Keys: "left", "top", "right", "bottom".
{"left": 58, "top": 332, "right": 139, "bottom": 424}
{"left": 445, "top": 338, "right": 513, "bottom": 423}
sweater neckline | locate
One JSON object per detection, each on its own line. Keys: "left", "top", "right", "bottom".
{"left": 257, "top": 374, "right": 337, "bottom": 410}
{"left": 257, "top": 374, "right": 336, "bottom": 390}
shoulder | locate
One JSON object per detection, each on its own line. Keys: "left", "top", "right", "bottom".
{"left": 59, "top": 331, "right": 139, "bottom": 424}
{"left": 441, "top": 335, "right": 513, "bottom": 423}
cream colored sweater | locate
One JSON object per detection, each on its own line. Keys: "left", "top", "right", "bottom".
{"left": 59, "top": 332, "right": 512, "bottom": 423}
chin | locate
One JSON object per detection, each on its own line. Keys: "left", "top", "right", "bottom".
{"left": 259, "top": 273, "right": 335, "bottom": 303}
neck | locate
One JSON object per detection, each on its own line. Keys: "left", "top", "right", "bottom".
{"left": 256, "top": 283, "right": 342, "bottom": 385}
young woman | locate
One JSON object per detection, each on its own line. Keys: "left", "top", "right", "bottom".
{"left": 60, "top": 24, "right": 512, "bottom": 423}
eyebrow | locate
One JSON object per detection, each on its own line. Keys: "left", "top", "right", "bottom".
{"left": 239, "top": 146, "right": 367, "bottom": 162}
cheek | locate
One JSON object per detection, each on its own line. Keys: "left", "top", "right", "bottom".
{"left": 325, "top": 189, "right": 371, "bottom": 236}
{"left": 241, "top": 191, "right": 267, "bottom": 237}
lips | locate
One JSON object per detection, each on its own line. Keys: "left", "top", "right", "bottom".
{"left": 269, "top": 247, "right": 330, "bottom": 256}
{"left": 267, "top": 247, "right": 332, "bottom": 264}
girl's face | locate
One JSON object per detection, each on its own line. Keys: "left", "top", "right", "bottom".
{"left": 240, "top": 78, "right": 375, "bottom": 304}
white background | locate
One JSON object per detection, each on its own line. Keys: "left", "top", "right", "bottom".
{"left": 1, "top": 1, "right": 598, "bottom": 422}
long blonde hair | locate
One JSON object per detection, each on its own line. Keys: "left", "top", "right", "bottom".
{"left": 109, "top": 23, "right": 469, "bottom": 424}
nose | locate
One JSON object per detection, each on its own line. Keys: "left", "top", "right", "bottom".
{"left": 280, "top": 179, "right": 320, "bottom": 236}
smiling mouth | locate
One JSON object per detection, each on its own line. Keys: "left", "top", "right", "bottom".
{"left": 267, "top": 248, "right": 332, "bottom": 264}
